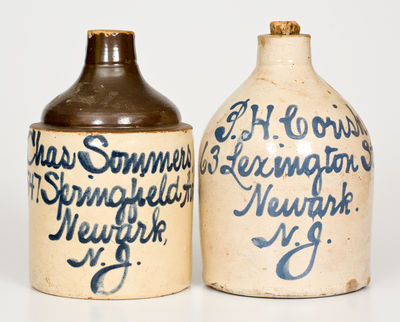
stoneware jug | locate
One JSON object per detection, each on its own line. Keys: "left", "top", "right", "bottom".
{"left": 199, "top": 21, "right": 373, "bottom": 298}
{"left": 28, "top": 30, "right": 194, "bottom": 299}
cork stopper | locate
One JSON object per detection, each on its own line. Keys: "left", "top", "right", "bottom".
{"left": 270, "top": 21, "right": 300, "bottom": 35}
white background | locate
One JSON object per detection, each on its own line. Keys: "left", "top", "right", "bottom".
{"left": 1, "top": 0, "right": 399, "bottom": 321}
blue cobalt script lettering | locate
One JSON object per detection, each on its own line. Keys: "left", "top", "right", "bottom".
{"left": 200, "top": 99, "right": 373, "bottom": 280}
{"left": 27, "top": 129, "right": 193, "bottom": 295}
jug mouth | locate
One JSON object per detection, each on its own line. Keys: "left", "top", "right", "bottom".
{"left": 262, "top": 20, "right": 310, "bottom": 38}
{"left": 88, "top": 30, "right": 134, "bottom": 38}
{"left": 258, "top": 33, "right": 310, "bottom": 39}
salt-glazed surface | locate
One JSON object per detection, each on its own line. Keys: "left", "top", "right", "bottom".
{"left": 199, "top": 22, "right": 373, "bottom": 298}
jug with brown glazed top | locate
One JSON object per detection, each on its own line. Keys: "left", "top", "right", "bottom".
{"left": 199, "top": 21, "right": 373, "bottom": 298}
{"left": 28, "top": 30, "right": 194, "bottom": 299}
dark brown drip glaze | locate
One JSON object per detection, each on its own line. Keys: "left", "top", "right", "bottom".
{"left": 42, "top": 30, "right": 183, "bottom": 129}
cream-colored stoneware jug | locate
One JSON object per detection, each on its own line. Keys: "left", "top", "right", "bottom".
{"left": 28, "top": 30, "right": 194, "bottom": 299}
{"left": 199, "top": 21, "right": 373, "bottom": 298}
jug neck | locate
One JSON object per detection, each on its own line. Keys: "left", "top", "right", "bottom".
{"left": 85, "top": 30, "right": 136, "bottom": 66}
{"left": 256, "top": 34, "right": 312, "bottom": 69}
{"left": 79, "top": 30, "right": 142, "bottom": 82}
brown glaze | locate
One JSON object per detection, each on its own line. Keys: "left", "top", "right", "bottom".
{"left": 31, "top": 122, "right": 192, "bottom": 133}
{"left": 42, "top": 30, "right": 182, "bottom": 129}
